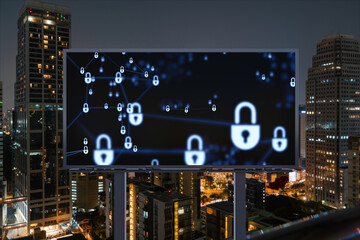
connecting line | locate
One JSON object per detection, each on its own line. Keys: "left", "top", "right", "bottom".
{"left": 132, "top": 62, "right": 145, "bottom": 73}
{"left": 259, "top": 138, "right": 272, "bottom": 145}
{"left": 85, "top": 84, "right": 89, "bottom": 102}
{"left": 125, "top": 70, "right": 146, "bottom": 75}
{"left": 259, "top": 147, "right": 273, "bottom": 165}
{"left": 144, "top": 113, "right": 233, "bottom": 126}
{"left": 66, "top": 149, "right": 84, "bottom": 155}
{"left": 135, "top": 85, "right": 152, "bottom": 102}
{"left": 112, "top": 148, "right": 184, "bottom": 154}
{"left": 67, "top": 112, "right": 83, "bottom": 129}
{"left": 67, "top": 55, "right": 80, "bottom": 70}
{"left": 66, "top": 150, "right": 83, "bottom": 157}
{"left": 103, "top": 53, "right": 120, "bottom": 68}
{"left": 94, "top": 76, "right": 115, "bottom": 79}
{"left": 119, "top": 84, "right": 129, "bottom": 104}
{"left": 84, "top": 57, "right": 95, "bottom": 69}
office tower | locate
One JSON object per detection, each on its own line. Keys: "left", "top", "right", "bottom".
{"left": 206, "top": 202, "right": 234, "bottom": 240}
{"left": 246, "top": 178, "right": 265, "bottom": 209}
{"left": 71, "top": 173, "right": 106, "bottom": 212}
{"left": 299, "top": 104, "right": 306, "bottom": 169}
{"left": 13, "top": 0, "right": 71, "bottom": 233}
{"left": 305, "top": 34, "right": 360, "bottom": 208}
{"left": 0, "top": 81, "right": 4, "bottom": 240}
{"left": 348, "top": 136, "right": 360, "bottom": 206}
{"left": 128, "top": 179, "right": 193, "bottom": 240}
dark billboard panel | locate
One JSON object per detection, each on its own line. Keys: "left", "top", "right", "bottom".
{"left": 64, "top": 50, "right": 298, "bottom": 170}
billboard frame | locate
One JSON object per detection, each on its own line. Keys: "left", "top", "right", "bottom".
{"left": 63, "top": 48, "right": 299, "bottom": 172}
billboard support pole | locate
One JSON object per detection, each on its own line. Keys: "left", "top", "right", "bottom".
{"left": 114, "top": 172, "right": 126, "bottom": 240}
{"left": 234, "top": 172, "right": 246, "bottom": 240}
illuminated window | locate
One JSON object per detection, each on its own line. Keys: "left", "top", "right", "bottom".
{"left": 178, "top": 207, "right": 185, "bottom": 215}
{"left": 206, "top": 207, "right": 217, "bottom": 216}
{"left": 45, "top": 65, "right": 49, "bottom": 69}
{"left": 58, "top": 36, "right": 61, "bottom": 41}
{"left": 30, "top": 33, "right": 33, "bottom": 37}
{"left": 37, "top": 64, "right": 42, "bottom": 68}
{"left": 44, "top": 35, "right": 49, "bottom": 40}
{"left": 44, "top": 45, "right": 48, "bottom": 49}
{"left": 99, "top": 176, "right": 103, "bottom": 180}
{"left": 44, "top": 40, "right": 48, "bottom": 44}
{"left": 44, "top": 25, "right": 48, "bottom": 29}
{"left": 48, "top": 85, "right": 51, "bottom": 89}
{"left": 50, "top": 55, "right": 55, "bottom": 60}
{"left": 52, "top": 90, "right": 55, "bottom": 94}
{"left": 43, "top": 75, "right": 52, "bottom": 79}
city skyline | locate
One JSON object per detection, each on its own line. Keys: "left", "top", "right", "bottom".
{"left": 0, "top": 0, "right": 360, "bottom": 111}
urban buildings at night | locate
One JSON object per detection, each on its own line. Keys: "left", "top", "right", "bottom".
{"left": 305, "top": 34, "right": 360, "bottom": 208}
{"left": 348, "top": 136, "right": 360, "bottom": 207}
{"left": 13, "top": 0, "right": 71, "bottom": 234}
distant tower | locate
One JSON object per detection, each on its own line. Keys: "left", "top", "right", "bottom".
{"left": 13, "top": 0, "right": 71, "bottom": 233}
{"left": 305, "top": 34, "right": 360, "bottom": 208}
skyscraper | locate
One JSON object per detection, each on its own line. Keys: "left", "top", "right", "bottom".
{"left": 13, "top": 0, "right": 71, "bottom": 233}
{"left": 348, "top": 136, "right": 360, "bottom": 206}
{"left": 305, "top": 34, "right": 360, "bottom": 208}
{"left": 299, "top": 104, "right": 306, "bottom": 169}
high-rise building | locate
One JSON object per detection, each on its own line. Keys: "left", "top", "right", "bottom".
{"left": 206, "top": 202, "right": 234, "bottom": 240}
{"left": 13, "top": 0, "right": 71, "bottom": 233}
{"left": 299, "top": 104, "right": 306, "bottom": 169}
{"left": 0, "top": 81, "right": 5, "bottom": 239}
{"left": 246, "top": 178, "right": 265, "bottom": 209}
{"left": 305, "top": 34, "right": 360, "bottom": 208}
{"left": 348, "top": 136, "right": 360, "bottom": 206}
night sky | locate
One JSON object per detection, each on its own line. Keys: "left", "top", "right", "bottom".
{"left": 0, "top": 0, "right": 359, "bottom": 112}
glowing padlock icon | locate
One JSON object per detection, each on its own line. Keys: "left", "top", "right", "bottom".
{"left": 151, "top": 159, "right": 159, "bottom": 166}
{"left": 83, "top": 146, "right": 89, "bottom": 154}
{"left": 83, "top": 138, "right": 88, "bottom": 145}
{"left": 272, "top": 126, "right": 288, "bottom": 152}
{"left": 104, "top": 103, "right": 108, "bottom": 109}
{"left": 124, "top": 136, "right": 132, "bottom": 149}
{"left": 290, "top": 77, "right": 295, "bottom": 87}
{"left": 184, "top": 134, "right": 206, "bottom": 165}
{"left": 94, "top": 52, "right": 99, "bottom": 58}
{"left": 144, "top": 71, "right": 149, "bottom": 78}
{"left": 93, "top": 134, "right": 114, "bottom": 165}
{"left": 120, "top": 66, "right": 124, "bottom": 73}
{"left": 127, "top": 103, "right": 133, "bottom": 113}
{"left": 80, "top": 67, "right": 85, "bottom": 74}
{"left": 83, "top": 103, "right": 89, "bottom": 113}
{"left": 120, "top": 126, "right": 126, "bottom": 135}
{"left": 129, "top": 102, "right": 143, "bottom": 126}
{"left": 117, "top": 103, "right": 123, "bottom": 112}
{"left": 212, "top": 104, "right": 216, "bottom": 111}
{"left": 115, "top": 72, "right": 122, "bottom": 84}
{"left": 133, "top": 145, "right": 138, "bottom": 152}
{"left": 231, "top": 101, "right": 260, "bottom": 150}
{"left": 118, "top": 114, "right": 122, "bottom": 122}
{"left": 84, "top": 72, "right": 91, "bottom": 84}
{"left": 153, "top": 75, "right": 159, "bottom": 86}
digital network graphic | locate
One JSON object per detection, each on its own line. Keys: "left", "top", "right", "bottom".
{"left": 65, "top": 51, "right": 296, "bottom": 168}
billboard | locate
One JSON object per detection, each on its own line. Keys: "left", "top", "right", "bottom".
{"left": 64, "top": 50, "right": 298, "bottom": 171}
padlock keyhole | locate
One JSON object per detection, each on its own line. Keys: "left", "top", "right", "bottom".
{"left": 101, "top": 153, "right": 107, "bottom": 162}
{"left": 192, "top": 155, "right": 198, "bottom": 161}
{"left": 278, "top": 141, "right": 282, "bottom": 147}
{"left": 242, "top": 130, "right": 249, "bottom": 143}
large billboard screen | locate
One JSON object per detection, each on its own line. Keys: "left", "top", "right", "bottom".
{"left": 64, "top": 50, "right": 298, "bottom": 170}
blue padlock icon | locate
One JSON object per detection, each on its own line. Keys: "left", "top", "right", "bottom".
{"left": 115, "top": 72, "right": 122, "bottom": 84}
{"left": 117, "top": 103, "right": 123, "bottom": 112}
{"left": 120, "top": 126, "right": 126, "bottom": 135}
{"left": 80, "top": 67, "right": 85, "bottom": 74}
{"left": 133, "top": 145, "right": 138, "bottom": 152}
{"left": 272, "top": 126, "right": 288, "bottom": 152}
{"left": 120, "top": 66, "right": 124, "bottom": 73}
{"left": 151, "top": 159, "right": 159, "bottom": 166}
{"left": 83, "top": 138, "right": 88, "bottom": 145}
{"left": 231, "top": 101, "right": 260, "bottom": 150}
{"left": 94, "top": 52, "right": 99, "bottom": 58}
{"left": 184, "top": 134, "right": 206, "bottom": 165}
{"left": 290, "top": 77, "right": 295, "bottom": 87}
{"left": 124, "top": 136, "right": 132, "bottom": 149}
{"left": 84, "top": 72, "right": 91, "bottom": 84}
{"left": 129, "top": 102, "right": 143, "bottom": 126}
{"left": 93, "top": 134, "right": 114, "bottom": 165}
{"left": 83, "top": 146, "right": 89, "bottom": 154}
{"left": 127, "top": 103, "right": 133, "bottom": 113}
{"left": 83, "top": 103, "right": 89, "bottom": 113}
{"left": 153, "top": 75, "right": 159, "bottom": 86}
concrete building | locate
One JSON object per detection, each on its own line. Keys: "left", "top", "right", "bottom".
{"left": 205, "top": 201, "right": 234, "bottom": 240}
{"left": 305, "top": 34, "right": 360, "bottom": 208}
{"left": 348, "top": 136, "right": 360, "bottom": 206}
{"left": 246, "top": 178, "right": 265, "bottom": 209}
{"left": 299, "top": 104, "right": 306, "bottom": 169}
{"left": 13, "top": 0, "right": 71, "bottom": 233}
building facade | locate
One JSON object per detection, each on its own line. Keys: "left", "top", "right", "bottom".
{"left": 205, "top": 202, "right": 233, "bottom": 240}
{"left": 299, "top": 104, "right": 306, "bottom": 169}
{"left": 348, "top": 136, "right": 360, "bottom": 206}
{"left": 246, "top": 178, "right": 265, "bottom": 209}
{"left": 13, "top": 0, "right": 71, "bottom": 233}
{"left": 305, "top": 34, "right": 360, "bottom": 208}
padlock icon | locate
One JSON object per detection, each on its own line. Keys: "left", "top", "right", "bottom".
{"left": 104, "top": 103, "right": 108, "bottom": 109}
{"left": 91, "top": 76, "right": 95, "bottom": 82}
{"left": 165, "top": 105, "right": 170, "bottom": 112}
{"left": 133, "top": 145, "right": 138, "bottom": 152}
{"left": 118, "top": 113, "right": 122, "bottom": 122}
{"left": 127, "top": 103, "right": 133, "bottom": 113}
{"left": 83, "top": 138, "right": 88, "bottom": 145}
{"left": 129, "top": 102, "right": 143, "bottom": 126}
{"left": 117, "top": 103, "right": 123, "bottom": 112}
{"left": 151, "top": 159, "right": 159, "bottom": 166}
{"left": 153, "top": 75, "right": 159, "bottom": 86}
{"left": 231, "top": 101, "right": 260, "bottom": 150}
{"left": 94, "top": 52, "right": 99, "bottom": 58}
{"left": 120, "top": 66, "right": 124, "bottom": 73}
{"left": 83, "top": 146, "right": 89, "bottom": 154}
{"left": 120, "top": 126, "right": 126, "bottom": 135}
{"left": 84, "top": 72, "right": 91, "bottom": 84}
{"left": 290, "top": 77, "right": 295, "bottom": 87}
{"left": 80, "top": 67, "right": 85, "bottom": 74}
{"left": 89, "top": 89, "right": 93, "bottom": 95}
{"left": 272, "top": 126, "right": 288, "bottom": 152}
{"left": 184, "top": 134, "right": 206, "bottom": 165}
{"left": 124, "top": 136, "right": 132, "bottom": 149}
{"left": 93, "top": 134, "right": 114, "bottom": 165}
{"left": 212, "top": 104, "right": 216, "bottom": 111}
{"left": 115, "top": 72, "right": 122, "bottom": 84}
{"left": 83, "top": 103, "right": 89, "bottom": 113}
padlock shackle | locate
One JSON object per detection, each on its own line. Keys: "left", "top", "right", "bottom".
{"left": 116, "top": 72, "right": 121, "bottom": 77}
{"left": 151, "top": 159, "right": 159, "bottom": 165}
{"left": 85, "top": 72, "right": 91, "bottom": 77}
{"left": 125, "top": 136, "right": 132, "bottom": 143}
{"left": 187, "top": 134, "right": 203, "bottom": 150}
{"left": 153, "top": 75, "right": 159, "bottom": 80}
{"left": 273, "top": 126, "right": 286, "bottom": 138}
{"left": 234, "top": 101, "right": 257, "bottom": 124}
{"left": 96, "top": 134, "right": 112, "bottom": 150}
{"left": 131, "top": 102, "right": 142, "bottom": 112}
